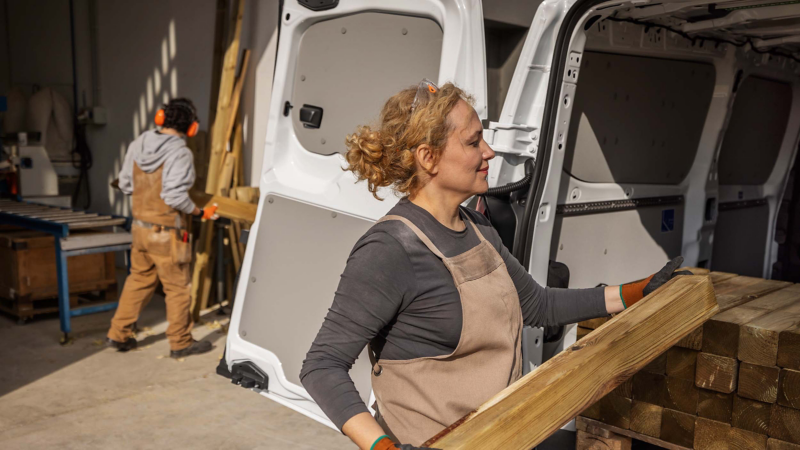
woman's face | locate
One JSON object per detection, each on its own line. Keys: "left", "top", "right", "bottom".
{"left": 428, "top": 100, "right": 495, "bottom": 199}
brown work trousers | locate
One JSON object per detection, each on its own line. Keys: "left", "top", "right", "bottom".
{"left": 108, "top": 224, "right": 193, "bottom": 350}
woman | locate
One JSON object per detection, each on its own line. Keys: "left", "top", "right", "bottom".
{"left": 300, "top": 80, "right": 685, "bottom": 450}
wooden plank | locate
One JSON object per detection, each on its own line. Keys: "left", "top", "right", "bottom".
{"left": 660, "top": 408, "right": 696, "bottom": 448}
{"left": 777, "top": 324, "right": 800, "bottom": 370}
{"left": 770, "top": 404, "right": 800, "bottom": 444}
{"left": 423, "top": 275, "right": 718, "bottom": 449}
{"left": 696, "top": 353, "right": 739, "bottom": 393}
{"left": 739, "top": 287, "right": 800, "bottom": 366}
{"left": 189, "top": 190, "right": 257, "bottom": 223}
{"left": 227, "top": 224, "right": 241, "bottom": 274}
{"left": 223, "top": 49, "right": 250, "bottom": 154}
{"left": 713, "top": 276, "right": 792, "bottom": 311}
{"left": 633, "top": 370, "right": 667, "bottom": 406}
{"left": 674, "top": 326, "right": 703, "bottom": 350}
{"left": 629, "top": 401, "right": 662, "bottom": 438}
{"left": 694, "top": 416, "right": 768, "bottom": 450}
{"left": 777, "top": 369, "right": 800, "bottom": 409}
{"left": 732, "top": 395, "right": 772, "bottom": 435}
{"left": 593, "top": 394, "right": 633, "bottom": 429}
{"left": 738, "top": 362, "right": 780, "bottom": 403}
{"left": 577, "top": 326, "right": 593, "bottom": 340}
{"left": 664, "top": 376, "right": 699, "bottom": 414}
{"left": 577, "top": 416, "right": 691, "bottom": 450}
{"left": 703, "top": 286, "right": 800, "bottom": 358}
{"left": 698, "top": 389, "right": 734, "bottom": 423}
{"left": 770, "top": 438, "right": 800, "bottom": 450}
{"left": 576, "top": 430, "right": 631, "bottom": 450}
{"left": 710, "top": 272, "right": 738, "bottom": 284}
{"left": 666, "top": 347, "right": 699, "bottom": 382}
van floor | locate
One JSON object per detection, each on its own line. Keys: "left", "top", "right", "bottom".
{"left": 0, "top": 292, "right": 659, "bottom": 449}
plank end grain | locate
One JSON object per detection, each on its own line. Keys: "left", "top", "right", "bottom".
{"left": 777, "top": 326, "right": 800, "bottom": 371}
{"left": 777, "top": 369, "right": 800, "bottom": 409}
{"left": 738, "top": 362, "right": 780, "bottom": 404}
{"left": 732, "top": 395, "right": 772, "bottom": 436}
{"left": 664, "top": 376, "right": 700, "bottom": 414}
{"left": 660, "top": 408, "right": 696, "bottom": 448}
{"left": 423, "top": 275, "right": 719, "bottom": 450}
{"left": 697, "top": 389, "right": 734, "bottom": 423}
{"left": 769, "top": 438, "right": 800, "bottom": 450}
{"left": 696, "top": 353, "right": 739, "bottom": 394}
{"left": 576, "top": 429, "right": 632, "bottom": 450}
{"left": 770, "top": 404, "right": 800, "bottom": 445}
{"left": 666, "top": 347, "right": 699, "bottom": 382}
{"left": 629, "top": 401, "right": 662, "bottom": 438}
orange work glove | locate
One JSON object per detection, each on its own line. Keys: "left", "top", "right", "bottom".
{"left": 371, "top": 436, "right": 439, "bottom": 450}
{"left": 201, "top": 204, "right": 218, "bottom": 220}
{"left": 619, "top": 256, "right": 692, "bottom": 309}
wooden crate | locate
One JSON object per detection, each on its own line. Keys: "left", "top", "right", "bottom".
{"left": 0, "top": 230, "right": 117, "bottom": 302}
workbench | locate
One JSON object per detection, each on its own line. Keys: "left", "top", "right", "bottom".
{"left": 0, "top": 199, "right": 132, "bottom": 343}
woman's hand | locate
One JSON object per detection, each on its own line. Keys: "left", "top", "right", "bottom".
{"left": 341, "top": 412, "right": 440, "bottom": 450}
{"left": 605, "top": 256, "right": 692, "bottom": 313}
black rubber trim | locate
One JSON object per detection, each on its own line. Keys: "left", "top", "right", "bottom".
{"left": 718, "top": 198, "right": 768, "bottom": 211}
{"left": 556, "top": 196, "right": 684, "bottom": 217}
{"left": 513, "top": 0, "right": 608, "bottom": 268}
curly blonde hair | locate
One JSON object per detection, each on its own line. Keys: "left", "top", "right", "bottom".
{"left": 345, "top": 82, "right": 472, "bottom": 199}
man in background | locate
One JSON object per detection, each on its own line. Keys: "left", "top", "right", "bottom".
{"left": 107, "top": 98, "right": 218, "bottom": 358}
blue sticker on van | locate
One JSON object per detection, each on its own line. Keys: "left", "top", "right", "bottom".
{"left": 661, "top": 209, "right": 675, "bottom": 233}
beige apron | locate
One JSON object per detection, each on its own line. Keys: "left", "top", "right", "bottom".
{"left": 370, "top": 215, "right": 524, "bottom": 446}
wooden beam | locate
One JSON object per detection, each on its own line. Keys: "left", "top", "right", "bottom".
{"left": 698, "top": 389, "right": 734, "bottom": 423}
{"left": 613, "top": 377, "right": 633, "bottom": 399}
{"left": 694, "top": 417, "right": 768, "bottom": 450}
{"left": 674, "top": 326, "right": 703, "bottom": 350}
{"left": 643, "top": 352, "right": 668, "bottom": 375}
{"left": 576, "top": 430, "right": 631, "bottom": 450}
{"left": 633, "top": 371, "right": 666, "bottom": 406}
{"left": 770, "top": 438, "right": 800, "bottom": 450}
{"left": 660, "top": 408, "right": 696, "bottom": 448}
{"left": 665, "top": 347, "right": 698, "bottom": 382}
{"left": 738, "top": 362, "right": 780, "bottom": 404}
{"left": 629, "top": 401, "right": 662, "bottom": 438}
{"left": 770, "top": 404, "right": 800, "bottom": 444}
{"left": 738, "top": 286, "right": 800, "bottom": 366}
{"left": 777, "top": 369, "right": 800, "bottom": 409}
{"left": 577, "top": 416, "right": 691, "bottom": 450}
{"left": 703, "top": 285, "right": 800, "bottom": 358}
{"left": 713, "top": 276, "right": 792, "bottom": 311}
{"left": 778, "top": 325, "right": 800, "bottom": 370}
{"left": 696, "top": 353, "right": 739, "bottom": 394}
{"left": 189, "top": 190, "right": 257, "bottom": 223}
{"left": 663, "top": 376, "right": 699, "bottom": 414}
{"left": 732, "top": 395, "right": 771, "bottom": 435}
{"left": 423, "top": 275, "right": 718, "bottom": 449}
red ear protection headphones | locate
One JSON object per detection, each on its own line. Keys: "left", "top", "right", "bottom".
{"left": 155, "top": 108, "right": 199, "bottom": 138}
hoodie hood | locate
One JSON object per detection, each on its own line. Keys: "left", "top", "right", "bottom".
{"left": 131, "top": 129, "right": 188, "bottom": 173}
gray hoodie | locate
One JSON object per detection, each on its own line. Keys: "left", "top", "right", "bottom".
{"left": 118, "top": 129, "right": 196, "bottom": 214}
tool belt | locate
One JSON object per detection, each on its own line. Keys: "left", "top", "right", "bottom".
{"left": 132, "top": 219, "right": 187, "bottom": 232}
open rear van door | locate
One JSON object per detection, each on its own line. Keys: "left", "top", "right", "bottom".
{"left": 221, "top": 0, "right": 488, "bottom": 430}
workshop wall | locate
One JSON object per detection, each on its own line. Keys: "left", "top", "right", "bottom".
{"left": 0, "top": 1, "right": 10, "bottom": 95}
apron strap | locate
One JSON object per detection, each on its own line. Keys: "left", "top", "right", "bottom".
{"left": 463, "top": 214, "right": 487, "bottom": 243}
{"left": 377, "top": 215, "right": 446, "bottom": 259}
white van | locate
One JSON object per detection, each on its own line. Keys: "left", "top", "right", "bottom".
{"left": 218, "top": 0, "right": 800, "bottom": 434}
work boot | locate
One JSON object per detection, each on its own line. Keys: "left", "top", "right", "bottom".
{"left": 170, "top": 340, "right": 213, "bottom": 359}
{"left": 106, "top": 337, "right": 138, "bottom": 352}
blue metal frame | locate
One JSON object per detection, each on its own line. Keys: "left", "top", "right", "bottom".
{"left": 0, "top": 201, "right": 132, "bottom": 342}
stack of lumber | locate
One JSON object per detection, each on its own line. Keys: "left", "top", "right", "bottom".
{"left": 422, "top": 275, "right": 719, "bottom": 449}
{"left": 578, "top": 269, "right": 800, "bottom": 450}
{"left": 189, "top": 0, "right": 261, "bottom": 318}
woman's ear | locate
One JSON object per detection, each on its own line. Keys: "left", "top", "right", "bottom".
{"left": 415, "top": 144, "right": 439, "bottom": 175}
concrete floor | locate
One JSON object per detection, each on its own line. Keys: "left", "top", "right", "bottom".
{"left": 0, "top": 295, "right": 353, "bottom": 450}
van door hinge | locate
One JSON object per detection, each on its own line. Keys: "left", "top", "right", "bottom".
{"left": 230, "top": 362, "right": 269, "bottom": 390}
{"left": 484, "top": 122, "right": 538, "bottom": 157}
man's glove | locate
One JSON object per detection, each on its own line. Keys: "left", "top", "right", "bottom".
{"left": 200, "top": 204, "right": 219, "bottom": 220}
{"left": 372, "top": 436, "right": 439, "bottom": 450}
{"left": 620, "top": 256, "right": 692, "bottom": 309}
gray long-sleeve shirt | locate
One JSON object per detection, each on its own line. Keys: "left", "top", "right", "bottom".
{"left": 118, "top": 129, "right": 196, "bottom": 214}
{"left": 300, "top": 199, "right": 608, "bottom": 430}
